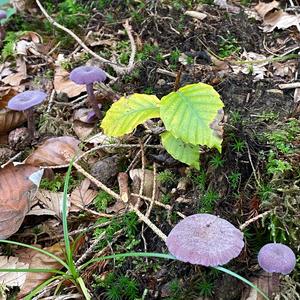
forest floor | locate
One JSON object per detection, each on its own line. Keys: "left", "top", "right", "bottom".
{"left": 0, "top": 0, "right": 299, "bottom": 299}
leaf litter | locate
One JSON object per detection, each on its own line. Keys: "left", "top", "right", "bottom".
{"left": 0, "top": 0, "right": 299, "bottom": 299}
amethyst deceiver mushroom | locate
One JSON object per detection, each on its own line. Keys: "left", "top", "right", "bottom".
{"left": 7, "top": 90, "right": 47, "bottom": 137}
{"left": 166, "top": 213, "right": 244, "bottom": 266}
{"left": 258, "top": 243, "right": 296, "bottom": 275}
{"left": 0, "top": 10, "right": 7, "bottom": 45}
{"left": 70, "top": 66, "right": 107, "bottom": 119}
{"left": 0, "top": 10, "right": 6, "bottom": 20}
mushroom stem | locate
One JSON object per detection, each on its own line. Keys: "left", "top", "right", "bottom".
{"left": 86, "top": 83, "right": 102, "bottom": 119}
{"left": 25, "top": 108, "right": 35, "bottom": 137}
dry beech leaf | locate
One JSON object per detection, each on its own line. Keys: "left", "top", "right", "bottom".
{"left": 210, "top": 109, "right": 224, "bottom": 139}
{"left": 16, "top": 242, "right": 65, "bottom": 299}
{"left": 263, "top": 10, "right": 300, "bottom": 32}
{"left": 0, "top": 87, "right": 18, "bottom": 109}
{"left": 29, "top": 189, "right": 65, "bottom": 218}
{"left": 255, "top": 0, "right": 279, "bottom": 19}
{"left": 54, "top": 65, "right": 86, "bottom": 98}
{"left": 73, "top": 120, "right": 94, "bottom": 141}
{"left": 0, "top": 256, "right": 28, "bottom": 288}
{"left": 294, "top": 88, "right": 300, "bottom": 103}
{"left": 0, "top": 164, "right": 41, "bottom": 239}
{"left": 25, "top": 136, "right": 81, "bottom": 166}
{"left": 70, "top": 178, "right": 98, "bottom": 212}
{"left": 2, "top": 57, "right": 27, "bottom": 87}
{"left": 240, "top": 271, "right": 280, "bottom": 300}
{"left": 0, "top": 109, "right": 26, "bottom": 134}
{"left": 129, "top": 169, "right": 159, "bottom": 198}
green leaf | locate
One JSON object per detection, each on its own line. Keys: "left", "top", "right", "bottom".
{"left": 101, "top": 94, "right": 160, "bottom": 137}
{"left": 161, "top": 131, "right": 199, "bottom": 169}
{"left": 160, "top": 83, "right": 224, "bottom": 150}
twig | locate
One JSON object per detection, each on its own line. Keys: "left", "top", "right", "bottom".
{"left": 123, "top": 19, "right": 136, "bottom": 72}
{"left": 1, "top": 151, "right": 23, "bottom": 168}
{"left": 240, "top": 210, "right": 272, "bottom": 231}
{"left": 75, "top": 232, "right": 106, "bottom": 267}
{"left": 71, "top": 162, "right": 167, "bottom": 241}
{"left": 278, "top": 82, "right": 300, "bottom": 90}
{"left": 35, "top": 0, "right": 135, "bottom": 78}
{"left": 246, "top": 142, "right": 260, "bottom": 187}
{"left": 145, "top": 163, "right": 157, "bottom": 218}
{"left": 38, "top": 221, "right": 111, "bottom": 242}
{"left": 135, "top": 139, "right": 145, "bottom": 209}
{"left": 46, "top": 90, "right": 56, "bottom": 114}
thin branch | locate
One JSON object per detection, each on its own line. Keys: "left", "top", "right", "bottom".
{"left": 35, "top": 0, "right": 135, "bottom": 77}
{"left": 240, "top": 210, "right": 272, "bottom": 231}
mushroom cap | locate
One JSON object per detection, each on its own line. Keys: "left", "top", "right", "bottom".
{"left": 7, "top": 91, "right": 47, "bottom": 111}
{"left": 166, "top": 214, "right": 244, "bottom": 266}
{"left": 69, "top": 66, "right": 107, "bottom": 85}
{"left": 0, "top": 10, "right": 7, "bottom": 20}
{"left": 258, "top": 243, "right": 296, "bottom": 275}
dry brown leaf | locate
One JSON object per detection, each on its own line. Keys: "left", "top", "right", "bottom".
{"left": 232, "top": 51, "right": 268, "bottom": 80}
{"left": 30, "top": 189, "right": 65, "bottom": 218}
{"left": 129, "top": 169, "right": 159, "bottom": 198}
{"left": 255, "top": 0, "right": 279, "bottom": 19}
{"left": 25, "top": 136, "right": 81, "bottom": 166}
{"left": 73, "top": 120, "right": 94, "bottom": 140}
{"left": 210, "top": 109, "right": 224, "bottom": 139}
{"left": 255, "top": 1, "right": 300, "bottom": 32}
{"left": 54, "top": 65, "right": 86, "bottom": 98}
{"left": 16, "top": 242, "right": 65, "bottom": 299}
{"left": 273, "top": 61, "right": 297, "bottom": 78}
{"left": 0, "top": 109, "right": 26, "bottom": 134}
{"left": 0, "top": 164, "right": 41, "bottom": 239}
{"left": 263, "top": 10, "right": 300, "bottom": 32}
{"left": 214, "top": 0, "right": 240, "bottom": 13}
{"left": 70, "top": 178, "right": 97, "bottom": 212}
{"left": 0, "top": 256, "right": 28, "bottom": 288}
{"left": 118, "top": 172, "right": 129, "bottom": 203}
{"left": 240, "top": 271, "right": 280, "bottom": 300}
{"left": 2, "top": 57, "right": 27, "bottom": 87}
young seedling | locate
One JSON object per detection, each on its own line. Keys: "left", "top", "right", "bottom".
{"left": 70, "top": 66, "right": 106, "bottom": 119}
{"left": 7, "top": 90, "right": 47, "bottom": 137}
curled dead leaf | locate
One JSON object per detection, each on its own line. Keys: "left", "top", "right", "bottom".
{"left": 25, "top": 136, "right": 81, "bottom": 166}
{"left": 0, "top": 256, "right": 29, "bottom": 289}
{"left": 54, "top": 65, "right": 86, "bottom": 98}
{"left": 70, "top": 178, "right": 98, "bottom": 212}
{"left": 255, "top": 0, "right": 279, "bottom": 19}
{"left": 0, "top": 164, "right": 41, "bottom": 239}
{"left": 16, "top": 242, "right": 65, "bottom": 299}
{"left": 0, "top": 109, "right": 26, "bottom": 134}
{"left": 210, "top": 109, "right": 224, "bottom": 139}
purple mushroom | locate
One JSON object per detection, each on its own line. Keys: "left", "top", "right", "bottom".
{"left": 166, "top": 214, "right": 244, "bottom": 266}
{"left": 70, "top": 66, "right": 107, "bottom": 119}
{"left": 7, "top": 90, "right": 47, "bottom": 137}
{"left": 0, "top": 10, "right": 7, "bottom": 20}
{"left": 258, "top": 243, "right": 296, "bottom": 275}
{"left": 0, "top": 10, "right": 7, "bottom": 46}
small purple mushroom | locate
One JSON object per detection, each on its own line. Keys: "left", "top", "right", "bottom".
{"left": 0, "top": 10, "right": 7, "bottom": 20}
{"left": 166, "top": 214, "right": 244, "bottom": 266}
{"left": 0, "top": 10, "right": 7, "bottom": 46}
{"left": 7, "top": 90, "right": 47, "bottom": 137}
{"left": 70, "top": 66, "right": 107, "bottom": 119}
{"left": 258, "top": 243, "right": 296, "bottom": 275}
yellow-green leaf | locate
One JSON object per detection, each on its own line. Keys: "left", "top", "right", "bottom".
{"left": 101, "top": 94, "right": 160, "bottom": 137}
{"left": 160, "top": 83, "right": 224, "bottom": 150}
{"left": 161, "top": 131, "right": 200, "bottom": 169}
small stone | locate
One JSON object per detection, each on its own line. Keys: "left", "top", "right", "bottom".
{"left": 8, "top": 127, "right": 31, "bottom": 150}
